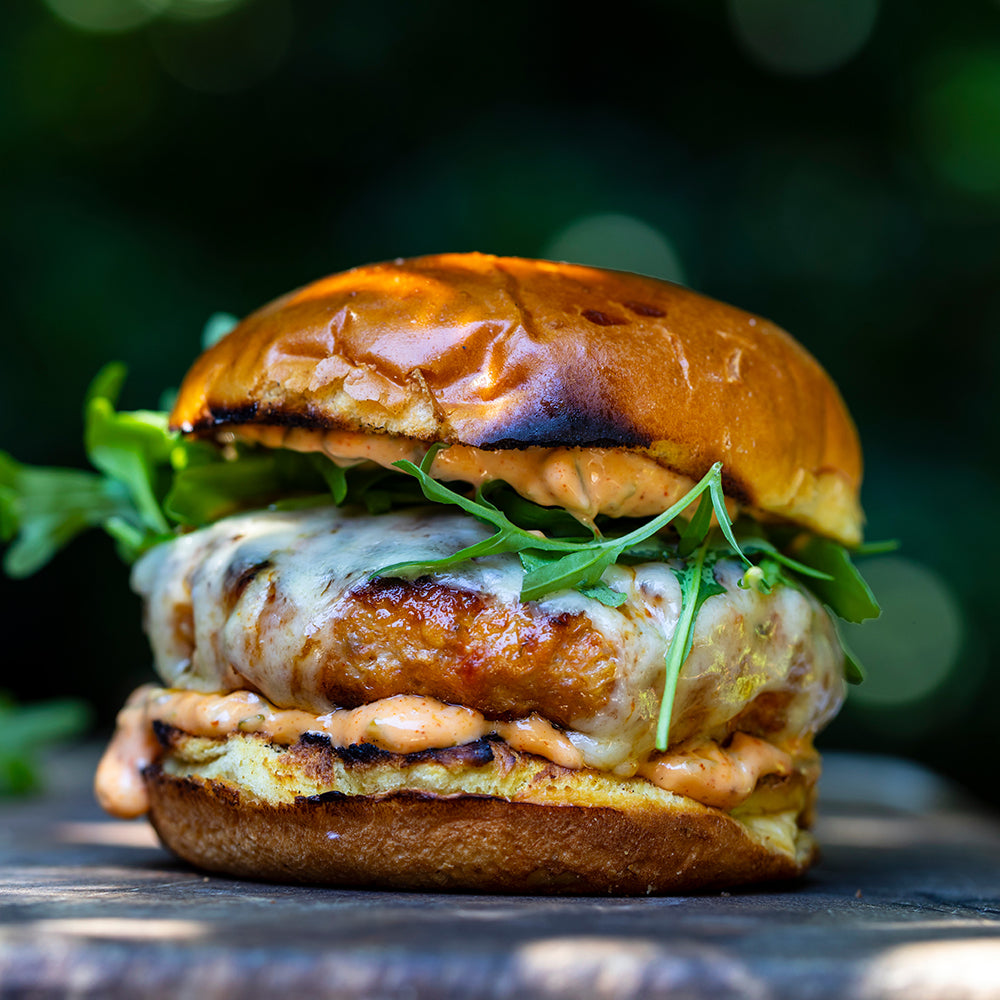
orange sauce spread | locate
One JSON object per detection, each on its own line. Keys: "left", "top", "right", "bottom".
{"left": 96, "top": 687, "right": 793, "bottom": 819}
{"left": 94, "top": 685, "right": 163, "bottom": 819}
{"left": 232, "top": 426, "right": 738, "bottom": 525}
{"left": 638, "top": 733, "right": 793, "bottom": 811}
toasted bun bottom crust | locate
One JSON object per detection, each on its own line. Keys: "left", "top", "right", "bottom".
{"left": 142, "top": 730, "right": 817, "bottom": 893}
{"left": 145, "top": 768, "right": 815, "bottom": 894}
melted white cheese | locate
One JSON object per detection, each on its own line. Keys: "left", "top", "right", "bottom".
{"left": 132, "top": 505, "right": 845, "bottom": 770}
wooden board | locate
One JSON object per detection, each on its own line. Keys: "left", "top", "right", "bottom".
{"left": 1, "top": 748, "right": 999, "bottom": 999}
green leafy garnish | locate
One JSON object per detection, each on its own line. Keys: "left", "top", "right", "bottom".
{"left": 1, "top": 360, "right": 884, "bottom": 754}
{"left": 678, "top": 492, "right": 714, "bottom": 558}
{"left": 1, "top": 365, "right": 370, "bottom": 572}
{"left": 577, "top": 581, "right": 631, "bottom": 608}
{"left": 369, "top": 446, "right": 884, "bottom": 746}
{"left": 3, "top": 362, "right": 190, "bottom": 571}
{"left": 479, "top": 481, "right": 587, "bottom": 537}
{"left": 371, "top": 448, "right": 755, "bottom": 748}
{"left": 0, "top": 452, "right": 134, "bottom": 577}
{"left": 786, "top": 535, "right": 881, "bottom": 623}
{"left": 164, "top": 452, "right": 338, "bottom": 526}
{"left": 0, "top": 693, "right": 91, "bottom": 796}
{"left": 86, "top": 387, "right": 173, "bottom": 535}
{"left": 372, "top": 448, "right": 747, "bottom": 607}
{"left": 656, "top": 539, "right": 725, "bottom": 749}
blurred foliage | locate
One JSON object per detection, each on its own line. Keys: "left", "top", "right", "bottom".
{"left": 0, "top": 0, "right": 998, "bottom": 800}
{"left": 0, "top": 693, "right": 92, "bottom": 795}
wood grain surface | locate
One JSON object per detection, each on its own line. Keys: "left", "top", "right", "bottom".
{"left": 1, "top": 748, "right": 999, "bottom": 999}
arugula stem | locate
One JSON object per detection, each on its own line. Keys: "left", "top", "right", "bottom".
{"left": 655, "top": 538, "right": 710, "bottom": 752}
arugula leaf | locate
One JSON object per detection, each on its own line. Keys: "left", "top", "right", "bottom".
{"left": 517, "top": 551, "right": 627, "bottom": 607}
{"left": 737, "top": 535, "right": 834, "bottom": 584}
{"left": 374, "top": 455, "right": 748, "bottom": 608}
{"left": 787, "top": 535, "right": 880, "bottom": 623}
{"left": 0, "top": 451, "right": 137, "bottom": 578}
{"left": 843, "top": 645, "right": 866, "bottom": 685}
{"left": 164, "top": 451, "right": 336, "bottom": 526}
{"left": 520, "top": 546, "right": 624, "bottom": 601}
{"left": 309, "top": 454, "right": 349, "bottom": 505}
{"left": 655, "top": 540, "right": 725, "bottom": 750}
{"left": 479, "top": 482, "right": 591, "bottom": 538}
{"left": 677, "top": 491, "right": 713, "bottom": 558}
{"left": 84, "top": 364, "right": 174, "bottom": 535}
{"left": 577, "top": 581, "right": 630, "bottom": 608}
{"left": 709, "top": 473, "right": 750, "bottom": 566}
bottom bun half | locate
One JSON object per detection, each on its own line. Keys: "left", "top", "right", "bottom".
{"left": 144, "top": 726, "right": 818, "bottom": 894}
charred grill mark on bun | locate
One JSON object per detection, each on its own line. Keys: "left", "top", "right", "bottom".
{"left": 152, "top": 719, "right": 181, "bottom": 750}
{"left": 290, "top": 734, "right": 499, "bottom": 771}
{"left": 197, "top": 392, "right": 657, "bottom": 452}
{"left": 473, "top": 394, "right": 652, "bottom": 451}
{"left": 297, "top": 789, "right": 348, "bottom": 804}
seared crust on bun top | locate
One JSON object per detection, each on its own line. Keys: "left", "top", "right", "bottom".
{"left": 171, "top": 253, "right": 863, "bottom": 545}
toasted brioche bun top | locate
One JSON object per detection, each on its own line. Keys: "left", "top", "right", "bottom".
{"left": 171, "top": 253, "right": 863, "bottom": 544}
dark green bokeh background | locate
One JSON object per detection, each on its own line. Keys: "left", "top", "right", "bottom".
{"left": 1, "top": 0, "right": 997, "bottom": 799}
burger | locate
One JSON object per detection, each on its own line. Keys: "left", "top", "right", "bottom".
{"left": 1, "top": 253, "right": 879, "bottom": 893}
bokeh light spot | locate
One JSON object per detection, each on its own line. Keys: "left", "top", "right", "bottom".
{"left": 915, "top": 49, "right": 1000, "bottom": 202}
{"left": 728, "top": 0, "right": 879, "bottom": 76}
{"left": 43, "top": 0, "right": 166, "bottom": 33}
{"left": 14, "top": 21, "right": 159, "bottom": 146}
{"left": 542, "top": 214, "right": 685, "bottom": 284}
{"left": 150, "top": 0, "right": 292, "bottom": 94}
{"left": 162, "top": 0, "right": 247, "bottom": 22}
{"left": 845, "top": 557, "right": 963, "bottom": 709}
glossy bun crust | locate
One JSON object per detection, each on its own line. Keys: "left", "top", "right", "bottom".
{"left": 171, "top": 253, "right": 863, "bottom": 544}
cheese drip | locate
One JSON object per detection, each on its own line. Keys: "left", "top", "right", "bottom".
{"left": 131, "top": 505, "right": 846, "bottom": 772}
{"left": 95, "top": 686, "right": 797, "bottom": 819}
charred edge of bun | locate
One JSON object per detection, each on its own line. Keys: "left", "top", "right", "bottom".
{"left": 169, "top": 254, "right": 863, "bottom": 545}
{"left": 142, "top": 728, "right": 817, "bottom": 894}
{"left": 194, "top": 400, "right": 653, "bottom": 453}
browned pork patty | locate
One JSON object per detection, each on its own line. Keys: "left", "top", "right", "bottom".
{"left": 132, "top": 505, "right": 845, "bottom": 769}
{"left": 319, "top": 576, "right": 617, "bottom": 723}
